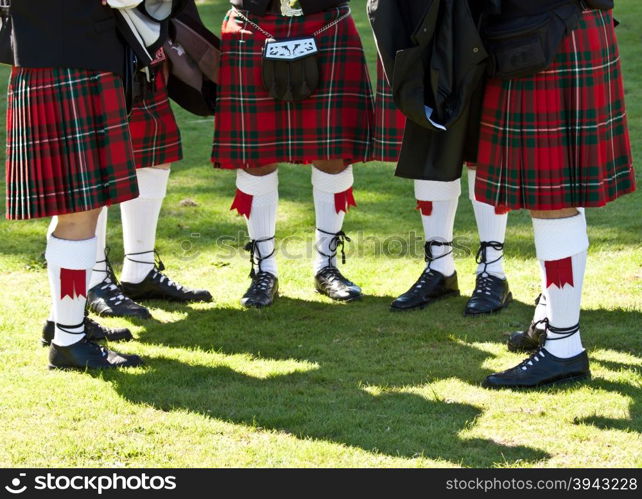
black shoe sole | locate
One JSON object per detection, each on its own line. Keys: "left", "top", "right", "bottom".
{"left": 482, "top": 372, "right": 591, "bottom": 390}
{"left": 389, "top": 289, "right": 460, "bottom": 312}
{"left": 89, "top": 306, "right": 153, "bottom": 320}
{"left": 314, "top": 288, "right": 363, "bottom": 302}
{"left": 463, "top": 292, "right": 513, "bottom": 317}
{"left": 41, "top": 333, "right": 134, "bottom": 347}
{"left": 47, "top": 362, "right": 142, "bottom": 371}
{"left": 123, "top": 292, "right": 212, "bottom": 304}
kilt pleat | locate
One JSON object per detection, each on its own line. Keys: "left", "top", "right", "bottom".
{"left": 372, "top": 59, "right": 405, "bottom": 163}
{"left": 474, "top": 9, "right": 635, "bottom": 210}
{"left": 129, "top": 65, "right": 183, "bottom": 169}
{"left": 5, "top": 68, "right": 138, "bottom": 220}
{"left": 211, "top": 6, "right": 375, "bottom": 169}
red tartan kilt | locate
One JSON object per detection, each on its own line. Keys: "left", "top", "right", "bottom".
{"left": 211, "top": 6, "right": 374, "bottom": 169}
{"left": 129, "top": 64, "right": 183, "bottom": 169}
{"left": 5, "top": 68, "right": 138, "bottom": 220}
{"left": 473, "top": 9, "right": 635, "bottom": 210}
{"left": 373, "top": 59, "right": 405, "bottom": 163}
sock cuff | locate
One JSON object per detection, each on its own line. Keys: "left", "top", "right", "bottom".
{"left": 311, "top": 165, "right": 353, "bottom": 193}
{"left": 45, "top": 236, "right": 97, "bottom": 270}
{"left": 414, "top": 178, "right": 461, "bottom": 201}
{"left": 532, "top": 213, "right": 589, "bottom": 261}
{"left": 136, "top": 167, "right": 170, "bottom": 199}
{"left": 236, "top": 169, "right": 279, "bottom": 196}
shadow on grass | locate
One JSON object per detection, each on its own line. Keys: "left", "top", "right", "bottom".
{"left": 574, "top": 375, "right": 642, "bottom": 434}
{"left": 92, "top": 296, "right": 562, "bottom": 466}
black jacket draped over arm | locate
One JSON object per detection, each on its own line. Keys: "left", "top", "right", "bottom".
{"left": 368, "top": 0, "right": 488, "bottom": 181}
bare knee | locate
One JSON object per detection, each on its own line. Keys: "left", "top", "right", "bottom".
{"left": 244, "top": 164, "right": 279, "bottom": 176}
{"left": 313, "top": 160, "right": 348, "bottom": 174}
{"left": 530, "top": 208, "right": 580, "bottom": 219}
{"left": 53, "top": 208, "right": 102, "bottom": 240}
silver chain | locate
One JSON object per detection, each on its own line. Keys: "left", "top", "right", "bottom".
{"left": 232, "top": 7, "right": 352, "bottom": 40}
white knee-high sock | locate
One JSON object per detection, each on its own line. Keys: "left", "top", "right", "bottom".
{"left": 414, "top": 179, "right": 460, "bottom": 277}
{"left": 467, "top": 169, "right": 507, "bottom": 279}
{"left": 89, "top": 207, "right": 109, "bottom": 289}
{"left": 533, "top": 212, "right": 589, "bottom": 358}
{"left": 234, "top": 169, "right": 279, "bottom": 277}
{"left": 45, "top": 235, "right": 97, "bottom": 347}
{"left": 120, "top": 167, "right": 170, "bottom": 284}
{"left": 311, "top": 166, "right": 355, "bottom": 274}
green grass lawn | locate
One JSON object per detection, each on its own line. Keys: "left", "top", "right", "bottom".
{"left": 0, "top": 0, "right": 640, "bottom": 468}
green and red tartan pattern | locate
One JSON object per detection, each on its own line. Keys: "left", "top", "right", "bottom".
{"left": 474, "top": 9, "right": 635, "bottom": 211}
{"left": 129, "top": 67, "right": 183, "bottom": 169}
{"left": 5, "top": 68, "right": 139, "bottom": 220}
{"left": 372, "top": 58, "right": 405, "bottom": 163}
{"left": 211, "top": 6, "right": 375, "bottom": 169}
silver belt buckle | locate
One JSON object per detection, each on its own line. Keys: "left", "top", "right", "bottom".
{"left": 280, "top": 0, "right": 303, "bottom": 17}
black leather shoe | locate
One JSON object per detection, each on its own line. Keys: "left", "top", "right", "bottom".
{"left": 507, "top": 294, "right": 547, "bottom": 352}
{"left": 48, "top": 338, "right": 143, "bottom": 370}
{"left": 483, "top": 348, "right": 590, "bottom": 389}
{"left": 315, "top": 266, "right": 362, "bottom": 302}
{"left": 508, "top": 322, "right": 546, "bottom": 352}
{"left": 88, "top": 251, "right": 151, "bottom": 319}
{"left": 41, "top": 317, "right": 133, "bottom": 346}
{"left": 88, "top": 276, "right": 152, "bottom": 319}
{"left": 241, "top": 271, "right": 278, "bottom": 308}
{"left": 390, "top": 268, "right": 459, "bottom": 311}
{"left": 121, "top": 268, "right": 213, "bottom": 303}
{"left": 464, "top": 273, "right": 512, "bottom": 316}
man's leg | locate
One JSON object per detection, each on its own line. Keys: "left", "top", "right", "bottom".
{"left": 484, "top": 208, "right": 590, "bottom": 388}
{"left": 85, "top": 207, "right": 151, "bottom": 319}
{"left": 231, "top": 164, "right": 279, "bottom": 308}
{"left": 47, "top": 209, "right": 142, "bottom": 370}
{"left": 119, "top": 164, "right": 212, "bottom": 303}
{"left": 390, "top": 179, "right": 460, "bottom": 311}
{"left": 464, "top": 167, "right": 512, "bottom": 315}
{"left": 311, "top": 160, "right": 361, "bottom": 301}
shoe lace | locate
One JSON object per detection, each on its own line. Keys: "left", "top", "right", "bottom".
{"left": 55, "top": 320, "right": 85, "bottom": 337}
{"left": 319, "top": 265, "right": 347, "bottom": 283}
{"left": 80, "top": 338, "right": 109, "bottom": 358}
{"left": 94, "top": 247, "right": 129, "bottom": 306}
{"left": 517, "top": 347, "right": 548, "bottom": 371}
{"left": 473, "top": 274, "right": 496, "bottom": 296}
{"left": 127, "top": 249, "right": 183, "bottom": 290}
{"left": 425, "top": 240, "right": 453, "bottom": 269}
{"left": 316, "top": 229, "right": 351, "bottom": 267}
{"left": 475, "top": 240, "right": 504, "bottom": 276}
{"left": 517, "top": 321, "right": 580, "bottom": 371}
{"left": 244, "top": 237, "right": 276, "bottom": 278}
{"left": 251, "top": 271, "right": 274, "bottom": 292}
{"left": 408, "top": 267, "right": 437, "bottom": 293}
{"left": 406, "top": 240, "right": 453, "bottom": 293}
